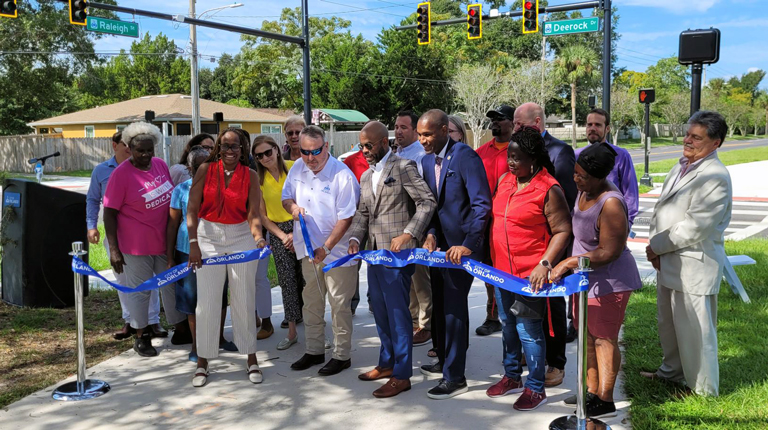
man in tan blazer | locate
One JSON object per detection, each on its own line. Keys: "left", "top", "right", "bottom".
{"left": 643, "top": 111, "right": 733, "bottom": 396}
{"left": 348, "top": 121, "right": 436, "bottom": 398}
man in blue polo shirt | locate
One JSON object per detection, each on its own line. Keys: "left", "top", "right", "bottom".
{"left": 86, "top": 131, "right": 164, "bottom": 340}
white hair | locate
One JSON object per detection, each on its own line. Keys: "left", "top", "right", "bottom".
{"left": 122, "top": 121, "right": 163, "bottom": 147}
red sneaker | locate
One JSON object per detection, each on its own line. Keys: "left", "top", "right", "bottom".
{"left": 486, "top": 376, "right": 524, "bottom": 398}
{"left": 513, "top": 388, "right": 547, "bottom": 411}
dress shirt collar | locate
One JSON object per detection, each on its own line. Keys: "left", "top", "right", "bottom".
{"left": 373, "top": 149, "right": 391, "bottom": 172}
{"left": 301, "top": 154, "right": 335, "bottom": 180}
{"left": 678, "top": 150, "right": 717, "bottom": 171}
{"left": 437, "top": 138, "right": 450, "bottom": 160}
{"left": 107, "top": 156, "right": 118, "bottom": 168}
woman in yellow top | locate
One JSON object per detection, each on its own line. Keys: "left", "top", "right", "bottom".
{"left": 253, "top": 135, "right": 306, "bottom": 350}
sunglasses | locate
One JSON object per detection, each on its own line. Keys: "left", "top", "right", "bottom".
{"left": 300, "top": 147, "right": 323, "bottom": 156}
{"left": 254, "top": 148, "right": 274, "bottom": 160}
{"left": 358, "top": 142, "right": 375, "bottom": 151}
{"left": 286, "top": 131, "right": 301, "bottom": 136}
{"left": 221, "top": 144, "right": 241, "bottom": 152}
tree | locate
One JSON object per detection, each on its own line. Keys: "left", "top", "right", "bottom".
{"left": 720, "top": 87, "right": 752, "bottom": 137}
{"left": 505, "top": 61, "right": 559, "bottom": 110}
{"left": 756, "top": 91, "right": 768, "bottom": 136}
{"left": 609, "top": 85, "right": 636, "bottom": 145}
{"left": 0, "top": 0, "right": 117, "bottom": 135}
{"left": 553, "top": 45, "right": 599, "bottom": 147}
{"left": 450, "top": 64, "right": 507, "bottom": 149}
{"left": 645, "top": 57, "right": 690, "bottom": 91}
{"left": 75, "top": 33, "right": 190, "bottom": 108}
{"left": 728, "top": 69, "right": 766, "bottom": 102}
{"left": 659, "top": 92, "right": 691, "bottom": 142}
{"left": 199, "top": 53, "right": 240, "bottom": 103}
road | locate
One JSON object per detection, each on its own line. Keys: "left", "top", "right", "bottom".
{"left": 632, "top": 196, "right": 768, "bottom": 242}
{"left": 628, "top": 137, "right": 768, "bottom": 164}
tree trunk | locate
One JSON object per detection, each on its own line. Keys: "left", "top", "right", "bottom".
{"left": 570, "top": 82, "right": 577, "bottom": 148}
{"left": 612, "top": 125, "right": 619, "bottom": 145}
{"left": 671, "top": 125, "right": 677, "bottom": 143}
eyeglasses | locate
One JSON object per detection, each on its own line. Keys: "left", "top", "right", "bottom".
{"left": 221, "top": 144, "right": 241, "bottom": 152}
{"left": 286, "top": 131, "right": 301, "bottom": 136}
{"left": 300, "top": 146, "right": 323, "bottom": 156}
{"left": 358, "top": 142, "right": 375, "bottom": 151}
{"left": 254, "top": 148, "right": 274, "bottom": 160}
{"left": 201, "top": 145, "right": 214, "bottom": 150}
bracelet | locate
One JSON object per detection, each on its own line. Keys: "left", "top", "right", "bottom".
{"left": 189, "top": 239, "right": 198, "bottom": 243}
{"left": 255, "top": 238, "right": 267, "bottom": 246}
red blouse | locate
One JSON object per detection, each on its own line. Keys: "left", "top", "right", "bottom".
{"left": 490, "top": 168, "right": 560, "bottom": 278}
{"left": 199, "top": 161, "right": 250, "bottom": 224}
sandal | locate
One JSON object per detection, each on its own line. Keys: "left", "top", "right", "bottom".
{"left": 427, "top": 348, "right": 437, "bottom": 358}
{"left": 248, "top": 364, "right": 263, "bottom": 384}
{"left": 192, "top": 367, "right": 209, "bottom": 387}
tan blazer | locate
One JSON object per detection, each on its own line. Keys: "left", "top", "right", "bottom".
{"left": 649, "top": 152, "right": 733, "bottom": 295}
{"left": 349, "top": 153, "right": 436, "bottom": 251}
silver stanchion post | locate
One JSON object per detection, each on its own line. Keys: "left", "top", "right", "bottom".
{"left": 549, "top": 257, "right": 611, "bottom": 430}
{"left": 53, "top": 242, "right": 111, "bottom": 401}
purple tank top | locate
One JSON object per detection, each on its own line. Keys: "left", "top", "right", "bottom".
{"left": 572, "top": 191, "right": 642, "bottom": 298}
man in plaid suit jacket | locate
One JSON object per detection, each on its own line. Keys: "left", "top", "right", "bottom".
{"left": 348, "top": 121, "right": 436, "bottom": 398}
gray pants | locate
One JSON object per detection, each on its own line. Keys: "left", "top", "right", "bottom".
{"left": 104, "top": 237, "right": 160, "bottom": 324}
{"left": 121, "top": 254, "right": 185, "bottom": 330}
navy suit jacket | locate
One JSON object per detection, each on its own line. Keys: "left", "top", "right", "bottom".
{"left": 422, "top": 139, "right": 492, "bottom": 260}
{"left": 543, "top": 131, "right": 577, "bottom": 211}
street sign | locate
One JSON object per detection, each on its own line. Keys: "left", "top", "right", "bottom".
{"left": 86, "top": 17, "right": 139, "bottom": 38}
{"left": 639, "top": 88, "right": 655, "bottom": 104}
{"left": 543, "top": 17, "right": 600, "bottom": 36}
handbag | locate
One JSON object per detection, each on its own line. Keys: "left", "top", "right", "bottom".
{"left": 509, "top": 294, "right": 546, "bottom": 320}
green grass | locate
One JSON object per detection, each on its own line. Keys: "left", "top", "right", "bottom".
{"left": 635, "top": 146, "right": 768, "bottom": 193}
{"left": 54, "top": 169, "right": 93, "bottom": 177}
{"left": 622, "top": 238, "right": 768, "bottom": 429}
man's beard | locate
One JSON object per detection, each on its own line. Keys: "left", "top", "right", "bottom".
{"left": 587, "top": 134, "right": 603, "bottom": 144}
{"left": 491, "top": 128, "right": 501, "bottom": 137}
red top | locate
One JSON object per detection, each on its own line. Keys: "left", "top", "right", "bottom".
{"left": 476, "top": 138, "right": 510, "bottom": 195}
{"left": 490, "top": 168, "right": 560, "bottom": 278}
{"left": 199, "top": 161, "right": 250, "bottom": 224}
{"left": 343, "top": 150, "right": 370, "bottom": 182}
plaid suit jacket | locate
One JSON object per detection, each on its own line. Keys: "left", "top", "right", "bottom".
{"left": 348, "top": 153, "right": 436, "bottom": 251}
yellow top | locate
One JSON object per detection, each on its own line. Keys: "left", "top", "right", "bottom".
{"left": 261, "top": 160, "right": 294, "bottom": 223}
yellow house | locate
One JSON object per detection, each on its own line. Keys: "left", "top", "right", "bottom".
{"left": 27, "top": 94, "right": 293, "bottom": 138}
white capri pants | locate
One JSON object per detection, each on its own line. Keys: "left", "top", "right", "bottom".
{"left": 104, "top": 237, "right": 160, "bottom": 324}
{"left": 121, "top": 254, "right": 185, "bottom": 330}
{"left": 195, "top": 219, "right": 261, "bottom": 359}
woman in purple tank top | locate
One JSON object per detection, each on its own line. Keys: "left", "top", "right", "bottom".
{"left": 551, "top": 142, "right": 642, "bottom": 419}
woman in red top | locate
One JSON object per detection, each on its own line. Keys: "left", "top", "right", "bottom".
{"left": 486, "top": 127, "right": 572, "bottom": 411}
{"left": 187, "top": 128, "right": 267, "bottom": 388}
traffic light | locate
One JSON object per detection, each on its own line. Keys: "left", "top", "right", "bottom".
{"left": 0, "top": 0, "right": 17, "bottom": 18}
{"left": 69, "top": 0, "right": 87, "bottom": 26}
{"left": 417, "top": 2, "right": 430, "bottom": 45}
{"left": 467, "top": 4, "right": 482, "bottom": 40}
{"left": 639, "top": 88, "right": 656, "bottom": 104}
{"left": 523, "top": 0, "right": 538, "bottom": 34}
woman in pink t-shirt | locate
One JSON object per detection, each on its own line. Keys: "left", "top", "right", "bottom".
{"left": 103, "top": 122, "right": 186, "bottom": 358}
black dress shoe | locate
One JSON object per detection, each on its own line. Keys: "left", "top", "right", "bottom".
{"left": 149, "top": 323, "right": 168, "bottom": 338}
{"left": 475, "top": 319, "right": 502, "bottom": 336}
{"left": 318, "top": 358, "right": 351, "bottom": 376}
{"left": 280, "top": 319, "right": 289, "bottom": 329}
{"left": 427, "top": 378, "right": 468, "bottom": 399}
{"left": 133, "top": 333, "right": 158, "bottom": 357}
{"left": 291, "top": 353, "right": 325, "bottom": 370}
{"left": 419, "top": 362, "right": 443, "bottom": 377}
{"left": 113, "top": 323, "right": 135, "bottom": 340}
{"left": 565, "top": 324, "right": 577, "bottom": 343}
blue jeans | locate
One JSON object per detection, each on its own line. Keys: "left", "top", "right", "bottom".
{"left": 175, "top": 251, "right": 228, "bottom": 315}
{"left": 498, "top": 288, "right": 547, "bottom": 393}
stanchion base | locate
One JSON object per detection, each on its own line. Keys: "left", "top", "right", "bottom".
{"left": 52, "top": 379, "right": 110, "bottom": 401}
{"left": 549, "top": 415, "right": 611, "bottom": 430}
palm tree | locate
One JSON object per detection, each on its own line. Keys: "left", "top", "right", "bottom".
{"left": 554, "top": 46, "right": 599, "bottom": 147}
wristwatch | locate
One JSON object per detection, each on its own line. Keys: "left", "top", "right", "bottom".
{"left": 322, "top": 245, "right": 331, "bottom": 255}
{"left": 540, "top": 259, "right": 552, "bottom": 270}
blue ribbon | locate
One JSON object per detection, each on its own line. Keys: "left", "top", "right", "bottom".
{"left": 323, "top": 248, "right": 588, "bottom": 298}
{"left": 72, "top": 247, "right": 273, "bottom": 293}
{"left": 298, "top": 213, "right": 315, "bottom": 259}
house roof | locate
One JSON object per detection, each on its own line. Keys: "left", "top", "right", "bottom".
{"left": 28, "top": 94, "right": 293, "bottom": 127}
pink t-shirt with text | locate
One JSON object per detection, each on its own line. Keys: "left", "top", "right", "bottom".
{"left": 104, "top": 157, "right": 174, "bottom": 255}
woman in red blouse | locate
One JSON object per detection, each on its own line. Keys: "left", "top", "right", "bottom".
{"left": 486, "top": 127, "right": 572, "bottom": 411}
{"left": 186, "top": 128, "right": 267, "bottom": 388}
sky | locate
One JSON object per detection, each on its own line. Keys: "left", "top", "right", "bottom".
{"left": 91, "top": 0, "right": 768, "bottom": 89}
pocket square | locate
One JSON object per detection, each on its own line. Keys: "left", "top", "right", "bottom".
{"left": 446, "top": 170, "right": 456, "bottom": 177}
{"left": 384, "top": 177, "right": 396, "bottom": 185}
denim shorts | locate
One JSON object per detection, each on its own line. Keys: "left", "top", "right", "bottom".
{"left": 175, "top": 251, "right": 229, "bottom": 315}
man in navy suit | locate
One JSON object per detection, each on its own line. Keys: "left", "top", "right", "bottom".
{"left": 417, "top": 109, "right": 492, "bottom": 399}
{"left": 513, "top": 102, "right": 576, "bottom": 388}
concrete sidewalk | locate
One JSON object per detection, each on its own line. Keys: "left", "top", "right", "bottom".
{"left": 0, "top": 265, "right": 630, "bottom": 430}
{"left": 643, "top": 160, "right": 768, "bottom": 200}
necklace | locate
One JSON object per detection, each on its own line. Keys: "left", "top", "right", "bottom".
{"left": 517, "top": 167, "right": 541, "bottom": 191}
{"left": 224, "top": 169, "right": 235, "bottom": 176}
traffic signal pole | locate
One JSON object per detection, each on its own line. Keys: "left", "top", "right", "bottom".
{"left": 55, "top": 0, "right": 313, "bottom": 126}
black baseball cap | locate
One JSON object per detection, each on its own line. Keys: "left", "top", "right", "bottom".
{"left": 486, "top": 105, "right": 515, "bottom": 120}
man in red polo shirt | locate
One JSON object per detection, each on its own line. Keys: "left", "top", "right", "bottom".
{"left": 474, "top": 105, "right": 515, "bottom": 336}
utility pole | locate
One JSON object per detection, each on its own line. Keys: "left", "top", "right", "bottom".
{"left": 541, "top": 14, "right": 547, "bottom": 108}
{"left": 301, "top": 0, "right": 312, "bottom": 125}
{"left": 189, "top": 0, "right": 200, "bottom": 135}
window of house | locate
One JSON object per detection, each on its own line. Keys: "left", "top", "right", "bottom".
{"left": 39, "top": 127, "right": 49, "bottom": 134}
{"left": 85, "top": 126, "right": 95, "bottom": 138}
{"left": 261, "top": 124, "right": 282, "bottom": 134}
{"left": 201, "top": 123, "right": 219, "bottom": 135}
{"left": 229, "top": 123, "right": 242, "bottom": 129}
{"left": 176, "top": 123, "right": 191, "bottom": 136}
{"left": 116, "top": 125, "right": 127, "bottom": 132}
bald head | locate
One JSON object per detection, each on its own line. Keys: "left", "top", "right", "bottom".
{"left": 514, "top": 102, "right": 546, "bottom": 133}
{"left": 360, "top": 120, "right": 391, "bottom": 165}
{"left": 417, "top": 109, "right": 450, "bottom": 154}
